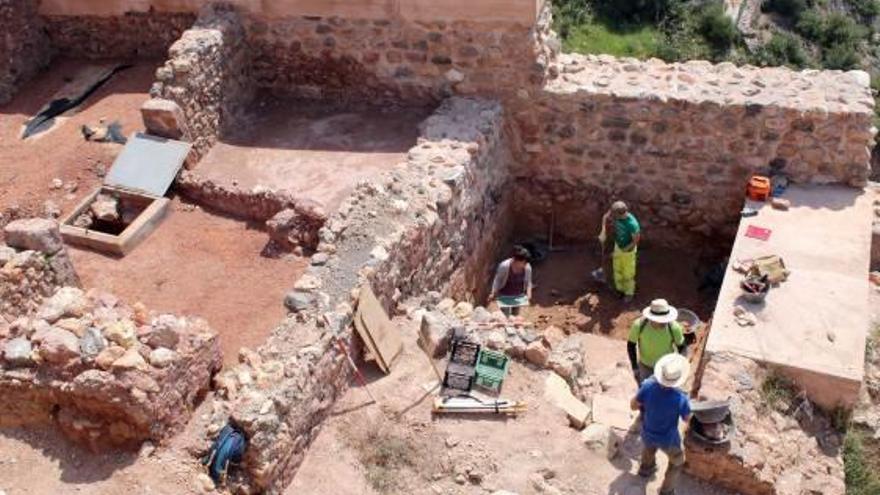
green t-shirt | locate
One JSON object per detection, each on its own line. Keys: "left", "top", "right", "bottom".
{"left": 615, "top": 213, "right": 640, "bottom": 249}
{"left": 628, "top": 318, "right": 685, "bottom": 367}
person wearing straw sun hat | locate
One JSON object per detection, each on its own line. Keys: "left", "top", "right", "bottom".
{"left": 630, "top": 353, "right": 692, "bottom": 495}
{"left": 627, "top": 299, "right": 685, "bottom": 386}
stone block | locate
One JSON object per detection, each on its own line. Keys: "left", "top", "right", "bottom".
{"left": 581, "top": 423, "right": 620, "bottom": 459}
{"left": 141, "top": 98, "right": 188, "bottom": 139}
{"left": 38, "top": 328, "right": 80, "bottom": 365}
{"left": 3, "top": 218, "right": 63, "bottom": 254}
{"left": 591, "top": 395, "right": 637, "bottom": 431}
{"left": 419, "top": 311, "right": 453, "bottom": 358}
{"left": 36, "top": 287, "right": 88, "bottom": 323}
{"left": 3, "top": 338, "right": 34, "bottom": 367}
{"left": 525, "top": 340, "right": 550, "bottom": 366}
{"left": 544, "top": 372, "right": 591, "bottom": 430}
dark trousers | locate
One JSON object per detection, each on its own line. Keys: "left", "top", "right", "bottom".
{"left": 640, "top": 442, "right": 685, "bottom": 494}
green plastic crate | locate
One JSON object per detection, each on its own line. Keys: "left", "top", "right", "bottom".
{"left": 474, "top": 349, "right": 510, "bottom": 394}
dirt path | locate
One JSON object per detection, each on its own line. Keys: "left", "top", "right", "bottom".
{"left": 522, "top": 246, "right": 720, "bottom": 340}
{"left": 286, "top": 316, "right": 731, "bottom": 495}
{"left": 0, "top": 59, "right": 159, "bottom": 223}
{"left": 69, "top": 199, "right": 307, "bottom": 366}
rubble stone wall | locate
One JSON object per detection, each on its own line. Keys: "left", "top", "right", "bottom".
{"left": 213, "top": 97, "right": 511, "bottom": 493}
{"left": 43, "top": 11, "right": 195, "bottom": 59}
{"left": 687, "top": 352, "right": 845, "bottom": 495}
{"left": 0, "top": 224, "right": 222, "bottom": 450}
{"left": 151, "top": 5, "right": 253, "bottom": 161}
{"left": 1, "top": 219, "right": 80, "bottom": 319}
{"left": 0, "top": 0, "right": 52, "bottom": 105}
{"left": 508, "top": 54, "right": 878, "bottom": 246}
{"left": 242, "top": 2, "right": 556, "bottom": 103}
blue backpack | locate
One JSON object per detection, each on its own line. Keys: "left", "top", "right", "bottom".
{"left": 203, "top": 424, "right": 247, "bottom": 483}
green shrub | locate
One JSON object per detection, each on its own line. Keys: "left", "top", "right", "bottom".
{"left": 822, "top": 43, "right": 861, "bottom": 69}
{"left": 553, "top": 0, "right": 591, "bottom": 39}
{"left": 753, "top": 33, "right": 809, "bottom": 68}
{"left": 762, "top": 0, "right": 809, "bottom": 17}
{"left": 822, "top": 13, "right": 866, "bottom": 47}
{"left": 592, "top": 0, "right": 678, "bottom": 23}
{"left": 844, "top": 429, "right": 880, "bottom": 495}
{"left": 698, "top": 4, "right": 738, "bottom": 51}
{"left": 795, "top": 9, "right": 826, "bottom": 41}
{"left": 846, "top": 0, "right": 880, "bottom": 19}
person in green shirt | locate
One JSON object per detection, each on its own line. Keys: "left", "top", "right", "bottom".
{"left": 627, "top": 299, "right": 685, "bottom": 385}
{"left": 606, "top": 201, "right": 640, "bottom": 302}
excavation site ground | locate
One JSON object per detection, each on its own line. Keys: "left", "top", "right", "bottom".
{"left": 0, "top": 1, "right": 879, "bottom": 495}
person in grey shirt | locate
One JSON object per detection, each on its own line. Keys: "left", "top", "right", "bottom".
{"left": 488, "top": 246, "right": 533, "bottom": 316}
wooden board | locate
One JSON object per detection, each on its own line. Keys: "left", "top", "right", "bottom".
{"left": 354, "top": 284, "right": 402, "bottom": 374}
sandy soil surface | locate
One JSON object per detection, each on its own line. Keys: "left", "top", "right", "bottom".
{"left": 286, "top": 316, "right": 731, "bottom": 495}
{"left": 196, "top": 96, "right": 431, "bottom": 212}
{"left": 0, "top": 59, "right": 159, "bottom": 223}
{"left": 69, "top": 198, "right": 307, "bottom": 366}
{"left": 520, "top": 246, "right": 720, "bottom": 340}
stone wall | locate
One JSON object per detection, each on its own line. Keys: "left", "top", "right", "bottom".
{"left": 507, "top": 54, "right": 877, "bottom": 246}
{"left": 1, "top": 219, "right": 80, "bottom": 319}
{"left": 0, "top": 219, "right": 221, "bottom": 450}
{"left": 0, "top": 0, "right": 52, "bottom": 105}
{"left": 686, "top": 352, "right": 845, "bottom": 495}
{"left": 0, "top": 286, "right": 222, "bottom": 450}
{"left": 43, "top": 11, "right": 195, "bottom": 59}
{"left": 39, "top": 0, "right": 547, "bottom": 24}
{"left": 208, "top": 97, "right": 511, "bottom": 493}
{"left": 242, "top": 2, "right": 556, "bottom": 104}
{"left": 150, "top": 5, "right": 253, "bottom": 160}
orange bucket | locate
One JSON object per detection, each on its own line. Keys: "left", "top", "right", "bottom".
{"left": 746, "top": 175, "right": 771, "bottom": 201}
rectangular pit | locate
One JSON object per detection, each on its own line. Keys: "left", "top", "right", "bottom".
{"left": 60, "top": 187, "right": 169, "bottom": 255}
{"left": 193, "top": 96, "right": 432, "bottom": 215}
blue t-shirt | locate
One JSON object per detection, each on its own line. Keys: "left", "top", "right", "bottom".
{"left": 636, "top": 377, "right": 691, "bottom": 448}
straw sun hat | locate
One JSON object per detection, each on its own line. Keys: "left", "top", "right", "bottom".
{"left": 654, "top": 353, "right": 690, "bottom": 389}
{"left": 642, "top": 299, "right": 679, "bottom": 324}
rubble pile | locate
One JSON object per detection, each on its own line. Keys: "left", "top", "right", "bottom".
{"left": 687, "top": 352, "right": 845, "bottom": 495}
{"left": 413, "top": 295, "right": 587, "bottom": 384}
{"left": 0, "top": 286, "right": 222, "bottom": 450}
{"left": 1, "top": 219, "right": 80, "bottom": 318}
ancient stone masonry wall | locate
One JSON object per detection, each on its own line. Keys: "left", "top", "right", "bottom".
{"left": 0, "top": 0, "right": 52, "bottom": 105}
{"left": 687, "top": 352, "right": 845, "bottom": 495}
{"left": 151, "top": 5, "right": 253, "bottom": 161}
{"left": 43, "top": 11, "right": 195, "bottom": 59}
{"left": 207, "top": 97, "right": 510, "bottom": 493}
{"left": 243, "top": 1, "right": 556, "bottom": 104}
{"left": 1, "top": 219, "right": 80, "bottom": 319}
{"left": 508, "top": 54, "right": 877, "bottom": 246}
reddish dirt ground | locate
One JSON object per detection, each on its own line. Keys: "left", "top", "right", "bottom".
{"left": 285, "top": 317, "right": 730, "bottom": 495}
{"left": 196, "top": 96, "right": 431, "bottom": 212}
{"left": 517, "top": 246, "right": 721, "bottom": 340}
{"left": 69, "top": 198, "right": 307, "bottom": 366}
{"left": 0, "top": 59, "right": 159, "bottom": 221}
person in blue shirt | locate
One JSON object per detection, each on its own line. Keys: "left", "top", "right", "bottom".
{"left": 629, "top": 353, "right": 692, "bottom": 495}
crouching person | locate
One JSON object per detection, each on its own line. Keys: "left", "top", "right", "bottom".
{"left": 630, "top": 353, "right": 692, "bottom": 495}
{"left": 488, "top": 246, "right": 533, "bottom": 317}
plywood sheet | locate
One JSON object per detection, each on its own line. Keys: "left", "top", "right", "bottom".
{"left": 354, "top": 284, "right": 402, "bottom": 374}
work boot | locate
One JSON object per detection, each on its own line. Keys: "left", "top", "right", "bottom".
{"left": 637, "top": 464, "right": 657, "bottom": 478}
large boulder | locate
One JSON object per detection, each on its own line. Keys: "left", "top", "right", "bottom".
{"left": 146, "top": 315, "right": 181, "bottom": 349}
{"left": 419, "top": 311, "right": 455, "bottom": 358}
{"left": 581, "top": 423, "right": 620, "bottom": 460}
{"left": 3, "top": 218, "right": 64, "bottom": 254}
{"left": 36, "top": 287, "right": 88, "bottom": 323}
{"left": 38, "top": 327, "right": 81, "bottom": 364}
{"left": 3, "top": 337, "right": 34, "bottom": 367}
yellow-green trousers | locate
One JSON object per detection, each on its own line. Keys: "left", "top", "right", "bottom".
{"left": 612, "top": 245, "right": 637, "bottom": 296}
